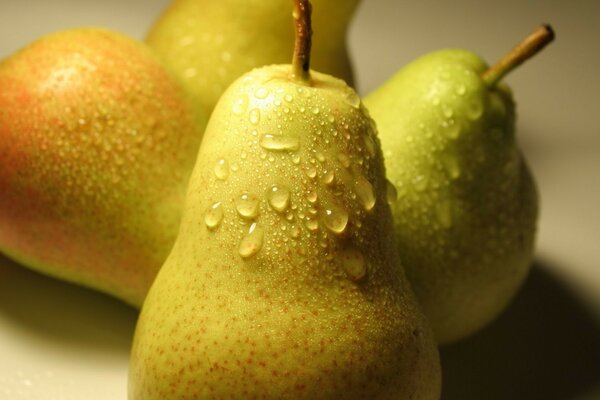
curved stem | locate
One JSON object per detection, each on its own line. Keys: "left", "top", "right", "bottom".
{"left": 482, "top": 24, "right": 555, "bottom": 87}
{"left": 292, "top": 0, "right": 313, "bottom": 84}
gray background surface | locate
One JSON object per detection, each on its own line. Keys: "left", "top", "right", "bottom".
{"left": 1, "top": 1, "right": 599, "bottom": 398}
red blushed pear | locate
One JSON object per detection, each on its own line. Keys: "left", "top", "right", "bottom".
{"left": 0, "top": 28, "right": 207, "bottom": 307}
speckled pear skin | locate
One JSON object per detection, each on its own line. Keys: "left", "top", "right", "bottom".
{"left": 364, "top": 49, "right": 539, "bottom": 344}
{"left": 0, "top": 28, "right": 206, "bottom": 307}
{"left": 129, "top": 65, "right": 441, "bottom": 399}
{"left": 145, "top": 0, "right": 359, "bottom": 118}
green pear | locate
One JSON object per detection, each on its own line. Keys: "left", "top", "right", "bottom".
{"left": 145, "top": 0, "right": 360, "bottom": 118}
{"left": 0, "top": 28, "right": 207, "bottom": 307}
{"left": 364, "top": 26, "right": 554, "bottom": 344}
{"left": 129, "top": 2, "right": 441, "bottom": 398}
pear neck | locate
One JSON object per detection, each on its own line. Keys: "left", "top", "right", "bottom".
{"left": 482, "top": 24, "right": 554, "bottom": 88}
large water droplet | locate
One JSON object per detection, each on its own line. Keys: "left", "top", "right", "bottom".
{"left": 354, "top": 175, "right": 376, "bottom": 211}
{"left": 232, "top": 94, "right": 248, "bottom": 115}
{"left": 214, "top": 159, "right": 230, "bottom": 180}
{"left": 363, "top": 134, "right": 377, "bottom": 157}
{"left": 344, "top": 90, "right": 361, "bottom": 109}
{"left": 442, "top": 154, "right": 461, "bottom": 180}
{"left": 204, "top": 202, "right": 224, "bottom": 229}
{"left": 307, "top": 190, "right": 318, "bottom": 203}
{"left": 323, "top": 205, "right": 349, "bottom": 234}
{"left": 268, "top": 185, "right": 290, "bottom": 212}
{"left": 342, "top": 246, "right": 367, "bottom": 282}
{"left": 337, "top": 153, "right": 351, "bottom": 168}
{"left": 235, "top": 192, "right": 259, "bottom": 219}
{"left": 305, "top": 217, "right": 319, "bottom": 231}
{"left": 254, "top": 87, "right": 268, "bottom": 99}
{"left": 322, "top": 170, "right": 335, "bottom": 185}
{"left": 249, "top": 108, "right": 261, "bottom": 125}
{"left": 260, "top": 134, "right": 299, "bottom": 151}
{"left": 443, "top": 119, "right": 462, "bottom": 139}
{"left": 467, "top": 98, "right": 484, "bottom": 120}
{"left": 386, "top": 180, "right": 398, "bottom": 204}
{"left": 239, "top": 223, "right": 264, "bottom": 259}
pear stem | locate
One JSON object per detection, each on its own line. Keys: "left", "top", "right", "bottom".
{"left": 482, "top": 24, "right": 555, "bottom": 87}
{"left": 292, "top": 0, "right": 313, "bottom": 83}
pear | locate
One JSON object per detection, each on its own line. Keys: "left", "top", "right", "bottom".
{"left": 364, "top": 26, "right": 554, "bottom": 344}
{"left": 129, "top": 2, "right": 441, "bottom": 398}
{"left": 0, "top": 28, "right": 207, "bottom": 307}
{"left": 145, "top": 0, "right": 360, "bottom": 119}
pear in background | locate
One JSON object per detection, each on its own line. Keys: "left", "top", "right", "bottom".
{"left": 129, "top": 2, "right": 440, "bottom": 398}
{"left": 145, "top": 0, "right": 360, "bottom": 119}
{"left": 0, "top": 28, "right": 207, "bottom": 307}
{"left": 364, "top": 26, "right": 554, "bottom": 344}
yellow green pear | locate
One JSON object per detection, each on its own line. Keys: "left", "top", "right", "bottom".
{"left": 145, "top": 0, "right": 360, "bottom": 118}
{"left": 364, "top": 26, "right": 554, "bottom": 343}
{"left": 129, "top": 2, "right": 441, "bottom": 398}
{"left": 0, "top": 28, "right": 207, "bottom": 307}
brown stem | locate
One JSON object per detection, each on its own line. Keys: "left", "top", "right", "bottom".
{"left": 482, "top": 24, "right": 555, "bottom": 87}
{"left": 292, "top": 0, "right": 313, "bottom": 83}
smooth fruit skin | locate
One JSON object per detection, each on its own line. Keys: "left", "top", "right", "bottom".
{"left": 129, "top": 66, "right": 441, "bottom": 399}
{"left": 0, "top": 28, "right": 206, "bottom": 307}
{"left": 145, "top": 0, "right": 359, "bottom": 118}
{"left": 364, "top": 49, "right": 539, "bottom": 344}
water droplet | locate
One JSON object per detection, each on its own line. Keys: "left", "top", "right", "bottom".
{"left": 235, "top": 192, "right": 259, "bottom": 219}
{"left": 254, "top": 87, "right": 268, "bottom": 99}
{"left": 467, "top": 98, "right": 484, "bottom": 120}
{"left": 337, "top": 153, "right": 351, "bottom": 168}
{"left": 442, "top": 154, "right": 461, "bottom": 180}
{"left": 342, "top": 246, "right": 367, "bottom": 282}
{"left": 307, "top": 190, "right": 318, "bottom": 203}
{"left": 214, "top": 159, "right": 230, "bottom": 180}
{"left": 436, "top": 200, "right": 453, "bottom": 228}
{"left": 311, "top": 107, "right": 320, "bottom": 115}
{"left": 232, "top": 94, "right": 248, "bottom": 115}
{"left": 204, "top": 202, "right": 224, "bottom": 229}
{"left": 291, "top": 154, "right": 301, "bottom": 164}
{"left": 322, "top": 170, "right": 335, "bottom": 185}
{"left": 260, "top": 134, "right": 299, "bottom": 151}
{"left": 305, "top": 217, "right": 319, "bottom": 231}
{"left": 354, "top": 175, "right": 376, "bottom": 211}
{"left": 239, "top": 223, "right": 264, "bottom": 259}
{"left": 363, "top": 134, "right": 377, "bottom": 157}
{"left": 443, "top": 119, "right": 461, "bottom": 139}
{"left": 344, "top": 90, "right": 361, "bottom": 108}
{"left": 290, "top": 225, "right": 301, "bottom": 239}
{"left": 306, "top": 166, "right": 317, "bottom": 179}
{"left": 249, "top": 108, "right": 260, "bottom": 125}
{"left": 316, "top": 152, "right": 326, "bottom": 162}
{"left": 386, "top": 180, "right": 398, "bottom": 204}
{"left": 323, "top": 205, "right": 349, "bottom": 234}
{"left": 268, "top": 185, "right": 290, "bottom": 212}
{"left": 284, "top": 94, "right": 293, "bottom": 102}
{"left": 443, "top": 107, "right": 454, "bottom": 118}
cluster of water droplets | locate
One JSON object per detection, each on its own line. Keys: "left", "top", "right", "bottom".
{"left": 200, "top": 78, "right": 388, "bottom": 282}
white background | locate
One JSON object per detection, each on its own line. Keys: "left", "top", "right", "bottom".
{"left": 1, "top": 1, "right": 599, "bottom": 399}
